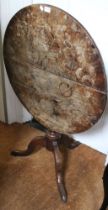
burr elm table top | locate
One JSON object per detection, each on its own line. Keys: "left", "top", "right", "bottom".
{"left": 3, "top": 4, "right": 107, "bottom": 134}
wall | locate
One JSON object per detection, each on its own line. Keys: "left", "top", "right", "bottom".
{"left": 0, "top": 31, "right": 6, "bottom": 122}
{"left": 0, "top": 0, "right": 108, "bottom": 154}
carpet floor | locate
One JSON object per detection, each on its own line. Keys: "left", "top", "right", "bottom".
{"left": 0, "top": 122, "right": 105, "bottom": 210}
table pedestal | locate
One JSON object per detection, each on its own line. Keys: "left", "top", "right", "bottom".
{"left": 11, "top": 131, "right": 80, "bottom": 202}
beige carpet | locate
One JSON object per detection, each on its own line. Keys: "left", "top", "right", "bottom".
{"left": 0, "top": 122, "right": 105, "bottom": 210}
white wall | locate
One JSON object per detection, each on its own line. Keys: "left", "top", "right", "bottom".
{"left": 1, "top": 0, "right": 108, "bottom": 154}
{"left": 0, "top": 39, "right": 6, "bottom": 122}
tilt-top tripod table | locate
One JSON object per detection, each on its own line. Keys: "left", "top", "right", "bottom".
{"left": 3, "top": 4, "right": 107, "bottom": 202}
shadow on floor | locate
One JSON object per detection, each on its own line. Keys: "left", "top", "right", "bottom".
{"left": 99, "top": 164, "right": 108, "bottom": 210}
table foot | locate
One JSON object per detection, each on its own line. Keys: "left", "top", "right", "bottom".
{"left": 11, "top": 137, "right": 45, "bottom": 156}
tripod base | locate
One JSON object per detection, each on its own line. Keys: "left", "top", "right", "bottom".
{"left": 11, "top": 131, "right": 80, "bottom": 202}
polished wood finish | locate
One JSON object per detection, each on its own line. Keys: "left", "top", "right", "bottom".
{"left": 11, "top": 130, "right": 80, "bottom": 202}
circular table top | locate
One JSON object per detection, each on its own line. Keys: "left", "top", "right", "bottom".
{"left": 3, "top": 4, "right": 107, "bottom": 134}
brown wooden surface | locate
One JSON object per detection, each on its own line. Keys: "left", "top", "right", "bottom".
{"left": 3, "top": 4, "right": 107, "bottom": 134}
{"left": 0, "top": 122, "right": 106, "bottom": 210}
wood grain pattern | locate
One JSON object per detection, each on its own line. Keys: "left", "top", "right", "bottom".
{"left": 0, "top": 0, "right": 32, "bottom": 123}
{"left": 3, "top": 4, "right": 107, "bottom": 134}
